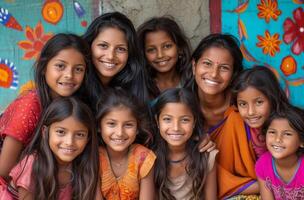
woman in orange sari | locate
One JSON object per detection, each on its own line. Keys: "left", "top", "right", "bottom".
{"left": 189, "top": 33, "right": 254, "bottom": 199}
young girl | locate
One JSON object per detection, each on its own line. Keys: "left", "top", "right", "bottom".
{"left": 96, "top": 88, "right": 156, "bottom": 200}
{"left": 83, "top": 12, "right": 150, "bottom": 110}
{"left": 214, "top": 66, "right": 290, "bottom": 199}
{"left": 0, "top": 33, "right": 90, "bottom": 182}
{"left": 0, "top": 97, "right": 99, "bottom": 199}
{"left": 153, "top": 88, "right": 217, "bottom": 199}
{"left": 137, "top": 16, "right": 192, "bottom": 99}
{"left": 255, "top": 105, "right": 304, "bottom": 199}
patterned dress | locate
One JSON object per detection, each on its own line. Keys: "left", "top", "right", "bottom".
{"left": 99, "top": 144, "right": 156, "bottom": 200}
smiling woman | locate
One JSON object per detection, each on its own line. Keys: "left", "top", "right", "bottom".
{"left": 83, "top": 12, "right": 150, "bottom": 112}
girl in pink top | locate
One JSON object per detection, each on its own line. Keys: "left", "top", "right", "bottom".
{"left": 255, "top": 105, "right": 304, "bottom": 200}
{"left": 0, "top": 97, "right": 100, "bottom": 200}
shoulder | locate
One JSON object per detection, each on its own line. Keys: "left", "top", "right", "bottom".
{"left": 131, "top": 144, "right": 156, "bottom": 161}
{"left": 255, "top": 152, "right": 272, "bottom": 179}
{"left": 10, "top": 154, "right": 35, "bottom": 191}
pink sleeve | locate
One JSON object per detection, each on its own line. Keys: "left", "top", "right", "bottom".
{"left": 0, "top": 91, "right": 41, "bottom": 145}
{"left": 255, "top": 152, "right": 270, "bottom": 181}
{"left": 137, "top": 146, "right": 156, "bottom": 179}
{"left": 10, "top": 155, "right": 35, "bottom": 191}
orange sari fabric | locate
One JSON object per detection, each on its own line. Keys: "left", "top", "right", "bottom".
{"left": 99, "top": 144, "right": 156, "bottom": 200}
{"left": 210, "top": 107, "right": 257, "bottom": 199}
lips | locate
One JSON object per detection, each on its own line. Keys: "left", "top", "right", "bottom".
{"left": 100, "top": 61, "right": 116, "bottom": 69}
{"left": 59, "top": 147, "right": 77, "bottom": 155}
{"left": 167, "top": 133, "right": 184, "bottom": 141}
{"left": 203, "top": 78, "right": 220, "bottom": 86}
{"left": 246, "top": 116, "right": 262, "bottom": 124}
{"left": 110, "top": 138, "right": 127, "bottom": 145}
{"left": 271, "top": 144, "right": 285, "bottom": 152}
{"left": 58, "top": 82, "right": 76, "bottom": 88}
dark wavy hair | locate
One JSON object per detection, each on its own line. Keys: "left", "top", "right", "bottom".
{"left": 83, "top": 12, "right": 149, "bottom": 109}
{"left": 20, "top": 97, "right": 99, "bottom": 200}
{"left": 96, "top": 88, "right": 153, "bottom": 146}
{"left": 34, "top": 33, "right": 91, "bottom": 110}
{"left": 262, "top": 104, "right": 304, "bottom": 155}
{"left": 187, "top": 33, "right": 243, "bottom": 94}
{"left": 231, "top": 66, "right": 289, "bottom": 114}
{"left": 137, "top": 16, "right": 192, "bottom": 98}
{"left": 152, "top": 88, "right": 208, "bottom": 199}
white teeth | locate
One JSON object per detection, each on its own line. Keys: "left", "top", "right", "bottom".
{"left": 60, "top": 148, "right": 75, "bottom": 153}
{"left": 102, "top": 62, "right": 116, "bottom": 68}
{"left": 204, "top": 79, "right": 219, "bottom": 85}
{"left": 58, "top": 82, "right": 75, "bottom": 88}
{"left": 167, "top": 134, "right": 183, "bottom": 140}
{"left": 111, "top": 139, "right": 126, "bottom": 144}
{"left": 158, "top": 61, "right": 168, "bottom": 66}
{"left": 272, "top": 145, "right": 284, "bottom": 152}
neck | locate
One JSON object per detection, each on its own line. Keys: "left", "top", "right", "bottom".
{"left": 155, "top": 70, "right": 180, "bottom": 91}
{"left": 168, "top": 144, "right": 187, "bottom": 161}
{"left": 275, "top": 154, "right": 299, "bottom": 169}
{"left": 99, "top": 74, "right": 111, "bottom": 86}
{"left": 106, "top": 146, "right": 129, "bottom": 163}
{"left": 198, "top": 89, "right": 228, "bottom": 110}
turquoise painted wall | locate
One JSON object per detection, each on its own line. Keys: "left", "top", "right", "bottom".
{"left": 222, "top": 0, "right": 304, "bottom": 108}
{"left": 0, "top": 0, "right": 94, "bottom": 111}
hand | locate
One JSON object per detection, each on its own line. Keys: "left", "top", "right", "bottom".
{"left": 198, "top": 135, "right": 216, "bottom": 153}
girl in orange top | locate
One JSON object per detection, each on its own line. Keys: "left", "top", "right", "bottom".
{"left": 96, "top": 88, "right": 156, "bottom": 200}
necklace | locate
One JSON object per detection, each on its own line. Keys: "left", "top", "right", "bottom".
{"left": 169, "top": 155, "right": 187, "bottom": 164}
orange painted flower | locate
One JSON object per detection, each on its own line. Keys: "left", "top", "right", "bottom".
{"left": 256, "top": 30, "right": 282, "bottom": 57}
{"left": 18, "top": 21, "right": 53, "bottom": 60}
{"left": 257, "top": 0, "right": 281, "bottom": 23}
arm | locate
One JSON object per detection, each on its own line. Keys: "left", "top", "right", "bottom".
{"left": 139, "top": 166, "right": 155, "bottom": 200}
{"left": 198, "top": 136, "right": 216, "bottom": 153}
{"left": 18, "top": 187, "right": 33, "bottom": 200}
{"left": 240, "top": 181, "right": 259, "bottom": 195}
{"left": 204, "top": 162, "right": 217, "bottom": 200}
{"left": 0, "top": 136, "right": 23, "bottom": 180}
{"left": 95, "top": 178, "right": 104, "bottom": 200}
{"left": 258, "top": 177, "right": 274, "bottom": 200}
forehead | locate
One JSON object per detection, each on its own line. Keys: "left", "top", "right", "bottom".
{"left": 50, "top": 48, "right": 85, "bottom": 62}
{"left": 199, "top": 46, "right": 233, "bottom": 63}
{"left": 269, "top": 118, "right": 294, "bottom": 130}
{"left": 103, "top": 106, "right": 136, "bottom": 120}
{"left": 50, "top": 116, "right": 88, "bottom": 131}
{"left": 95, "top": 27, "right": 127, "bottom": 43}
{"left": 145, "top": 30, "right": 173, "bottom": 44}
{"left": 160, "top": 102, "right": 193, "bottom": 116}
{"left": 237, "top": 86, "right": 268, "bottom": 100}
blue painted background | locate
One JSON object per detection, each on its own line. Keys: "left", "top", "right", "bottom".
{"left": 0, "top": 0, "right": 93, "bottom": 111}
{"left": 222, "top": 0, "right": 304, "bottom": 108}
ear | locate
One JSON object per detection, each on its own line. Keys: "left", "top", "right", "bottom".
{"left": 42, "top": 125, "right": 48, "bottom": 138}
{"left": 192, "top": 59, "right": 196, "bottom": 75}
{"left": 300, "top": 143, "right": 304, "bottom": 148}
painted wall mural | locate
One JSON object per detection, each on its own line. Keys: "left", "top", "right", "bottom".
{"left": 0, "top": 0, "right": 94, "bottom": 111}
{"left": 221, "top": 0, "right": 304, "bottom": 108}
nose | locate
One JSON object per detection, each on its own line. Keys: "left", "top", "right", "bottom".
{"left": 116, "top": 126, "right": 124, "bottom": 137}
{"left": 173, "top": 120, "right": 179, "bottom": 131}
{"left": 156, "top": 48, "right": 163, "bottom": 58}
{"left": 248, "top": 104, "right": 256, "bottom": 116}
{"left": 106, "top": 48, "right": 115, "bottom": 60}
{"left": 64, "top": 68, "right": 73, "bottom": 79}
{"left": 64, "top": 134, "right": 74, "bottom": 145}
{"left": 275, "top": 134, "right": 282, "bottom": 143}
{"left": 210, "top": 66, "right": 219, "bottom": 78}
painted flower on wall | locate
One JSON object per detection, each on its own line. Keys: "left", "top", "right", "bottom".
{"left": 18, "top": 21, "right": 53, "bottom": 60}
{"left": 256, "top": 30, "right": 282, "bottom": 56}
{"left": 257, "top": 0, "right": 281, "bottom": 23}
{"left": 283, "top": 7, "right": 304, "bottom": 55}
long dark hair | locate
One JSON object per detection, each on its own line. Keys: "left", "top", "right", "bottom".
{"left": 34, "top": 33, "right": 91, "bottom": 110}
{"left": 153, "top": 88, "right": 208, "bottom": 199}
{"left": 187, "top": 33, "right": 243, "bottom": 94}
{"left": 83, "top": 12, "right": 149, "bottom": 109}
{"left": 231, "top": 66, "right": 289, "bottom": 114}
{"left": 21, "top": 97, "right": 99, "bottom": 200}
{"left": 96, "top": 88, "right": 153, "bottom": 146}
{"left": 137, "top": 16, "right": 192, "bottom": 98}
{"left": 262, "top": 104, "right": 304, "bottom": 155}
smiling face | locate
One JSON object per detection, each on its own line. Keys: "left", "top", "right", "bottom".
{"left": 45, "top": 48, "right": 86, "bottom": 98}
{"left": 192, "top": 47, "right": 234, "bottom": 96}
{"left": 237, "top": 86, "right": 271, "bottom": 128}
{"left": 100, "top": 106, "right": 137, "bottom": 155}
{"left": 157, "top": 102, "right": 194, "bottom": 149}
{"left": 48, "top": 116, "right": 89, "bottom": 166}
{"left": 91, "top": 27, "right": 129, "bottom": 85}
{"left": 266, "top": 118, "right": 304, "bottom": 162}
{"left": 144, "top": 30, "right": 179, "bottom": 74}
